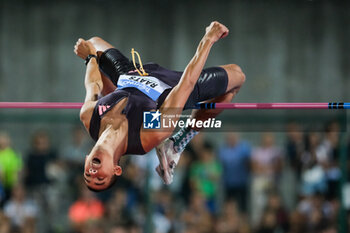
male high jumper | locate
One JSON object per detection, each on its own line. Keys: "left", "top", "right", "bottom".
{"left": 74, "top": 21, "right": 245, "bottom": 191}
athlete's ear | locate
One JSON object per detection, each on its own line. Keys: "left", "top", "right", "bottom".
{"left": 114, "top": 165, "right": 122, "bottom": 176}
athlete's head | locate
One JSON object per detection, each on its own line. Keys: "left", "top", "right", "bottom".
{"left": 83, "top": 146, "right": 122, "bottom": 191}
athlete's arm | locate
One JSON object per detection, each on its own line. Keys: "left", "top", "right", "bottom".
{"left": 74, "top": 39, "right": 103, "bottom": 128}
{"left": 141, "top": 21, "right": 229, "bottom": 151}
{"left": 162, "top": 21, "right": 229, "bottom": 109}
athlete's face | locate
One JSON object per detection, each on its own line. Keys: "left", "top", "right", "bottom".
{"left": 83, "top": 149, "right": 122, "bottom": 191}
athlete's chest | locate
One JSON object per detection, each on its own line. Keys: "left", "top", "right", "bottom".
{"left": 98, "top": 98, "right": 128, "bottom": 135}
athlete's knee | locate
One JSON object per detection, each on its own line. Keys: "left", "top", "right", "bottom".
{"left": 88, "top": 36, "right": 103, "bottom": 45}
{"left": 224, "top": 64, "right": 246, "bottom": 87}
{"left": 88, "top": 36, "right": 114, "bottom": 51}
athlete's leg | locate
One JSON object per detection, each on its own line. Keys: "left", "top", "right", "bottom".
{"left": 88, "top": 36, "right": 115, "bottom": 53}
{"left": 150, "top": 73, "right": 200, "bottom": 184}
{"left": 155, "top": 64, "right": 245, "bottom": 184}
{"left": 89, "top": 37, "right": 135, "bottom": 89}
{"left": 190, "top": 64, "right": 245, "bottom": 127}
{"left": 146, "top": 21, "right": 229, "bottom": 184}
{"left": 87, "top": 37, "right": 117, "bottom": 95}
{"left": 170, "top": 64, "right": 245, "bottom": 153}
{"left": 88, "top": 37, "right": 137, "bottom": 96}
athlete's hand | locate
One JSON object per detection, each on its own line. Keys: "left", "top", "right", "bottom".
{"left": 74, "top": 38, "right": 97, "bottom": 60}
{"left": 205, "top": 21, "right": 229, "bottom": 43}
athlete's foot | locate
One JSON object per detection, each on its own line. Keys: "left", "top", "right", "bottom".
{"left": 155, "top": 138, "right": 181, "bottom": 185}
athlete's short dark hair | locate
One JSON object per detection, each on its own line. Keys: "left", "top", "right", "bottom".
{"left": 86, "top": 174, "right": 117, "bottom": 192}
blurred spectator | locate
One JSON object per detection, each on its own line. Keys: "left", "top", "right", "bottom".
{"left": 308, "top": 207, "right": 328, "bottom": 233}
{"left": 0, "top": 182, "right": 5, "bottom": 206}
{"left": 301, "top": 164, "right": 327, "bottom": 196}
{"left": 3, "top": 184, "right": 38, "bottom": 233}
{"left": 45, "top": 126, "right": 91, "bottom": 232}
{"left": 0, "top": 132, "right": 23, "bottom": 198}
{"left": 152, "top": 188, "right": 176, "bottom": 233}
{"left": 285, "top": 123, "right": 304, "bottom": 175}
{"left": 189, "top": 142, "right": 222, "bottom": 213}
{"left": 265, "top": 192, "right": 289, "bottom": 232}
{"left": 348, "top": 211, "right": 350, "bottom": 233}
{"left": 251, "top": 133, "right": 283, "bottom": 179}
{"left": 25, "top": 130, "right": 57, "bottom": 189}
{"left": 300, "top": 133, "right": 328, "bottom": 196}
{"left": 181, "top": 191, "right": 213, "bottom": 233}
{"left": 250, "top": 133, "right": 283, "bottom": 226}
{"left": 301, "top": 123, "right": 341, "bottom": 200}
{"left": 79, "top": 222, "right": 105, "bottom": 233}
{"left": 21, "top": 218, "right": 36, "bottom": 233}
{"left": 321, "top": 122, "right": 341, "bottom": 200}
{"left": 109, "top": 226, "right": 127, "bottom": 233}
{"left": 0, "top": 211, "right": 11, "bottom": 233}
{"left": 297, "top": 193, "right": 337, "bottom": 231}
{"left": 168, "top": 149, "right": 192, "bottom": 197}
{"left": 319, "top": 122, "right": 340, "bottom": 164}
{"left": 121, "top": 158, "right": 145, "bottom": 206}
{"left": 255, "top": 192, "right": 289, "bottom": 233}
{"left": 24, "top": 130, "right": 58, "bottom": 232}
{"left": 287, "top": 210, "right": 307, "bottom": 233}
{"left": 300, "top": 133, "right": 320, "bottom": 172}
{"left": 61, "top": 126, "right": 91, "bottom": 175}
{"left": 215, "top": 199, "right": 251, "bottom": 233}
{"left": 188, "top": 133, "right": 206, "bottom": 159}
{"left": 105, "top": 188, "right": 132, "bottom": 227}
{"left": 68, "top": 184, "right": 104, "bottom": 231}
{"left": 108, "top": 221, "right": 142, "bottom": 233}
{"left": 129, "top": 149, "right": 163, "bottom": 192}
{"left": 173, "top": 149, "right": 194, "bottom": 204}
{"left": 218, "top": 132, "right": 251, "bottom": 212}
{"left": 348, "top": 140, "right": 350, "bottom": 181}
{"left": 181, "top": 133, "right": 210, "bottom": 204}
{"left": 255, "top": 209, "right": 278, "bottom": 233}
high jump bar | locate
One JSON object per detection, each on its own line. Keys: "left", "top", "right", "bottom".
{"left": 196, "top": 102, "right": 350, "bottom": 109}
{"left": 0, "top": 102, "right": 349, "bottom": 109}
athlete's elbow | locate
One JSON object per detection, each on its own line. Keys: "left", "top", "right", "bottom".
{"left": 79, "top": 111, "right": 91, "bottom": 131}
{"left": 79, "top": 109, "right": 86, "bottom": 123}
{"left": 182, "top": 65, "right": 198, "bottom": 88}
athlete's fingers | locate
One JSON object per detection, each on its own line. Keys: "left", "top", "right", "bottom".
{"left": 76, "top": 38, "right": 86, "bottom": 48}
{"left": 205, "top": 21, "right": 229, "bottom": 42}
{"left": 85, "top": 41, "right": 97, "bottom": 54}
{"left": 220, "top": 30, "right": 229, "bottom": 39}
{"left": 220, "top": 26, "right": 229, "bottom": 39}
{"left": 85, "top": 41, "right": 93, "bottom": 47}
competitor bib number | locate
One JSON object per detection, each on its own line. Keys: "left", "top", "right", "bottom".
{"left": 117, "top": 75, "right": 171, "bottom": 101}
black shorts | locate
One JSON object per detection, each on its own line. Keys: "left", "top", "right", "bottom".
{"left": 183, "top": 66, "right": 228, "bottom": 109}
{"left": 99, "top": 48, "right": 228, "bottom": 109}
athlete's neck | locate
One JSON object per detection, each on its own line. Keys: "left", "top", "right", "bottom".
{"left": 95, "top": 124, "right": 127, "bottom": 164}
